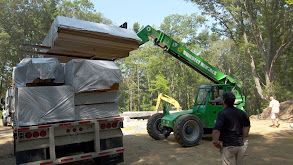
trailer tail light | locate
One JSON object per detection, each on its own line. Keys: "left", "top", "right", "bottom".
{"left": 40, "top": 161, "right": 53, "bottom": 165}
{"left": 66, "top": 129, "right": 70, "bottom": 133}
{"left": 40, "top": 131, "right": 46, "bottom": 137}
{"left": 112, "top": 122, "right": 117, "bottom": 128}
{"left": 33, "top": 132, "right": 39, "bottom": 138}
{"left": 60, "top": 158, "right": 73, "bottom": 162}
{"left": 79, "top": 127, "right": 83, "bottom": 131}
{"left": 73, "top": 128, "right": 77, "bottom": 132}
{"left": 106, "top": 123, "right": 111, "bottom": 128}
{"left": 25, "top": 132, "right": 32, "bottom": 139}
{"left": 101, "top": 124, "right": 106, "bottom": 129}
{"left": 81, "top": 154, "right": 92, "bottom": 159}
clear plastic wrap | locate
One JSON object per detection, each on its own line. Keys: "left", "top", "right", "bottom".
{"left": 15, "top": 86, "right": 75, "bottom": 126}
{"left": 75, "top": 90, "right": 119, "bottom": 106}
{"left": 75, "top": 103, "right": 120, "bottom": 120}
{"left": 13, "top": 58, "right": 64, "bottom": 87}
{"left": 42, "top": 16, "right": 141, "bottom": 48}
{"left": 65, "top": 59, "right": 121, "bottom": 93}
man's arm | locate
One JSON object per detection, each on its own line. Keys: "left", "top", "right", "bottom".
{"left": 212, "top": 129, "right": 220, "bottom": 142}
{"left": 267, "top": 107, "right": 272, "bottom": 115}
{"left": 209, "top": 97, "right": 222, "bottom": 105}
{"left": 212, "top": 129, "right": 222, "bottom": 148}
{"left": 242, "top": 126, "right": 250, "bottom": 137}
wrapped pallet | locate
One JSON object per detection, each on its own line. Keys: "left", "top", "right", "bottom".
{"left": 15, "top": 85, "right": 75, "bottom": 126}
{"left": 42, "top": 16, "right": 141, "bottom": 62}
{"left": 75, "top": 90, "right": 119, "bottom": 106}
{"left": 65, "top": 59, "right": 121, "bottom": 93}
{"left": 13, "top": 58, "right": 64, "bottom": 87}
{"left": 74, "top": 90, "right": 119, "bottom": 120}
{"left": 75, "top": 103, "right": 120, "bottom": 120}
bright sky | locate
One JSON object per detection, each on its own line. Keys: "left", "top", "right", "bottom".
{"left": 93, "top": 0, "right": 200, "bottom": 28}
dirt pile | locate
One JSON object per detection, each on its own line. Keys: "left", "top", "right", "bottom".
{"left": 253, "top": 100, "right": 293, "bottom": 122}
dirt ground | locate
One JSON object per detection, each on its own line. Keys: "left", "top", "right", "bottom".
{"left": 1, "top": 118, "right": 293, "bottom": 165}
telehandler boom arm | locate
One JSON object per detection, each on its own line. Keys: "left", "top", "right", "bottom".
{"left": 137, "top": 26, "right": 239, "bottom": 86}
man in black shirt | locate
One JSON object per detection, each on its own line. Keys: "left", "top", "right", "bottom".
{"left": 212, "top": 92, "right": 250, "bottom": 165}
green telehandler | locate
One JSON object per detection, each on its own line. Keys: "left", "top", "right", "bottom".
{"left": 137, "top": 26, "right": 245, "bottom": 147}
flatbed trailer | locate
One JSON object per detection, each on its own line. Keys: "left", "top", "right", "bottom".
{"left": 14, "top": 117, "right": 124, "bottom": 165}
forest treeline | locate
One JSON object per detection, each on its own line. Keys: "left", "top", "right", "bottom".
{"left": 0, "top": 0, "right": 292, "bottom": 115}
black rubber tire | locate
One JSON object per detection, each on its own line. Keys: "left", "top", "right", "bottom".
{"left": 174, "top": 114, "right": 203, "bottom": 147}
{"left": 147, "top": 113, "right": 171, "bottom": 140}
{"left": 2, "top": 116, "right": 8, "bottom": 126}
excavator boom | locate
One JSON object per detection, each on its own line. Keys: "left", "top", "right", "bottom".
{"left": 155, "top": 93, "right": 182, "bottom": 112}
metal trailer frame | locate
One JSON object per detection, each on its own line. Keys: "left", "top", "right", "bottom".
{"left": 14, "top": 117, "right": 124, "bottom": 165}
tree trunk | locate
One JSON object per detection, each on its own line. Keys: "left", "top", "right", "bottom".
{"left": 136, "top": 64, "right": 140, "bottom": 111}
{"left": 243, "top": 32, "right": 265, "bottom": 100}
{"left": 147, "top": 74, "right": 153, "bottom": 108}
{"left": 128, "top": 75, "right": 133, "bottom": 111}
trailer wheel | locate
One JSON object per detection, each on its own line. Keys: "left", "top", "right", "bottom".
{"left": 2, "top": 116, "right": 8, "bottom": 126}
{"left": 174, "top": 114, "right": 203, "bottom": 147}
{"left": 147, "top": 113, "right": 171, "bottom": 140}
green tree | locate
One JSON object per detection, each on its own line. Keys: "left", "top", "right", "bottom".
{"left": 57, "top": 0, "right": 112, "bottom": 24}
{"left": 132, "top": 22, "right": 140, "bottom": 33}
{"left": 0, "top": 0, "right": 113, "bottom": 98}
{"left": 118, "top": 13, "right": 217, "bottom": 111}
{"left": 187, "top": 0, "right": 293, "bottom": 101}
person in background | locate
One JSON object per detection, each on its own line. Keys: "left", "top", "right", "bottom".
{"left": 212, "top": 92, "right": 250, "bottom": 165}
{"left": 209, "top": 91, "right": 222, "bottom": 105}
{"left": 268, "top": 96, "right": 280, "bottom": 128}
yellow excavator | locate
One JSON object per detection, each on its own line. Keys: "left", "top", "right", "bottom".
{"left": 155, "top": 93, "right": 182, "bottom": 112}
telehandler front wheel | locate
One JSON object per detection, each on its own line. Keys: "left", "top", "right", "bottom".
{"left": 147, "top": 113, "right": 171, "bottom": 140}
{"left": 174, "top": 114, "right": 203, "bottom": 147}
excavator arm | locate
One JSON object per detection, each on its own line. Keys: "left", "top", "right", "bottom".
{"left": 137, "top": 25, "right": 239, "bottom": 86}
{"left": 155, "top": 93, "right": 182, "bottom": 112}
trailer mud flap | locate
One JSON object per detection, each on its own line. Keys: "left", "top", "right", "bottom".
{"left": 94, "top": 152, "right": 124, "bottom": 165}
{"left": 15, "top": 148, "right": 50, "bottom": 165}
{"left": 100, "top": 137, "right": 123, "bottom": 150}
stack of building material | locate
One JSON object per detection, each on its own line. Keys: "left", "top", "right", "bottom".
{"left": 12, "top": 58, "right": 76, "bottom": 126}
{"left": 15, "top": 86, "right": 75, "bottom": 126}
{"left": 65, "top": 59, "right": 121, "bottom": 120}
{"left": 12, "top": 58, "right": 64, "bottom": 87}
{"left": 42, "top": 16, "right": 141, "bottom": 62}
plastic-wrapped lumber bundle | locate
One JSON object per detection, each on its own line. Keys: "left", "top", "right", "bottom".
{"left": 75, "top": 103, "right": 120, "bottom": 120}
{"left": 42, "top": 16, "right": 141, "bottom": 62}
{"left": 75, "top": 90, "right": 119, "bottom": 106}
{"left": 65, "top": 59, "right": 121, "bottom": 93}
{"left": 74, "top": 90, "right": 120, "bottom": 120}
{"left": 12, "top": 58, "right": 64, "bottom": 87}
{"left": 15, "top": 85, "right": 75, "bottom": 127}
{"left": 65, "top": 59, "right": 121, "bottom": 120}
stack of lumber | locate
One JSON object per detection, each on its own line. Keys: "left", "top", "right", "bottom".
{"left": 12, "top": 58, "right": 64, "bottom": 88}
{"left": 15, "top": 86, "right": 75, "bottom": 126}
{"left": 42, "top": 16, "right": 141, "bottom": 62}
{"left": 65, "top": 59, "right": 121, "bottom": 120}
{"left": 12, "top": 58, "right": 75, "bottom": 127}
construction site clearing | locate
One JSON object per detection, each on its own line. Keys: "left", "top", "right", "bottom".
{"left": 2, "top": 16, "right": 293, "bottom": 165}
{"left": 1, "top": 100, "right": 293, "bottom": 165}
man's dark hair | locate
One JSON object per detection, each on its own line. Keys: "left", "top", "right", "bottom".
{"left": 222, "top": 92, "right": 235, "bottom": 106}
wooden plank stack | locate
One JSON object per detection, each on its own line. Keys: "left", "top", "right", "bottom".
{"left": 42, "top": 16, "right": 141, "bottom": 62}
{"left": 64, "top": 59, "right": 121, "bottom": 120}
